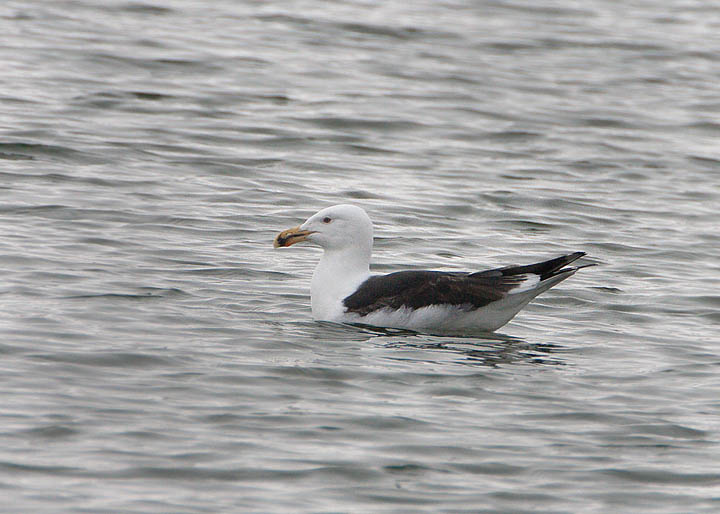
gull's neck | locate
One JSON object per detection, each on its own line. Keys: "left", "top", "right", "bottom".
{"left": 311, "top": 244, "right": 371, "bottom": 321}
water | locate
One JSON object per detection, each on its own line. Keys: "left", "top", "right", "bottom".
{"left": 2, "top": 0, "right": 719, "bottom": 511}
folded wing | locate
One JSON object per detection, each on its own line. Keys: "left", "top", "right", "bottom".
{"left": 343, "top": 252, "right": 586, "bottom": 317}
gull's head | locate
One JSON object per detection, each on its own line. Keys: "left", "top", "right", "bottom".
{"left": 274, "top": 204, "right": 373, "bottom": 252}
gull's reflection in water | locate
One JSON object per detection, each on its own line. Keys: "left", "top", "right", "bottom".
{"left": 346, "top": 323, "right": 567, "bottom": 368}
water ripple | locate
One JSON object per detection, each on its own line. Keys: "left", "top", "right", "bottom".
{"left": 1, "top": 0, "right": 719, "bottom": 512}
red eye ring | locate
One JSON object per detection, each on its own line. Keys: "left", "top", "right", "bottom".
{"left": 322, "top": 217, "right": 332, "bottom": 223}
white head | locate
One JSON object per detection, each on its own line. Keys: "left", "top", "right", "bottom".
{"left": 274, "top": 204, "right": 373, "bottom": 254}
{"left": 274, "top": 205, "right": 375, "bottom": 320}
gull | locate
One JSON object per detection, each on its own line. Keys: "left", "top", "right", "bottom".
{"left": 274, "top": 204, "right": 591, "bottom": 332}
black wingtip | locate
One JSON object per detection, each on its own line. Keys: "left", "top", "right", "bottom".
{"left": 471, "top": 251, "right": 590, "bottom": 281}
{"left": 544, "top": 253, "right": 596, "bottom": 280}
{"left": 540, "top": 251, "right": 587, "bottom": 279}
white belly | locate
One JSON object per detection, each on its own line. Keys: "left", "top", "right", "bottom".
{"left": 340, "top": 292, "right": 538, "bottom": 332}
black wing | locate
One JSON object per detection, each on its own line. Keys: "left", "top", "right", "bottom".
{"left": 343, "top": 270, "right": 524, "bottom": 316}
{"left": 343, "top": 252, "right": 586, "bottom": 317}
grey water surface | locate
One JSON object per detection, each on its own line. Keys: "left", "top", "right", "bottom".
{"left": 2, "top": 0, "right": 720, "bottom": 512}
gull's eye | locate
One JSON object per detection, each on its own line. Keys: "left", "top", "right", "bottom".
{"left": 322, "top": 216, "right": 332, "bottom": 224}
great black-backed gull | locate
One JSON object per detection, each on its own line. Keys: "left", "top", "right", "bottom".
{"left": 274, "top": 204, "right": 591, "bottom": 332}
